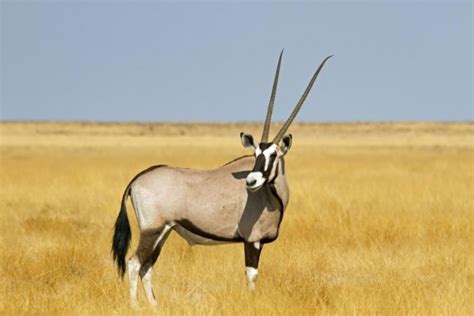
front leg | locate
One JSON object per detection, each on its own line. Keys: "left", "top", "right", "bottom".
{"left": 244, "top": 241, "right": 263, "bottom": 290}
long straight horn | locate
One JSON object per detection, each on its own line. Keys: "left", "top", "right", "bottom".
{"left": 273, "top": 55, "right": 333, "bottom": 143}
{"left": 261, "top": 50, "right": 284, "bottom": 142}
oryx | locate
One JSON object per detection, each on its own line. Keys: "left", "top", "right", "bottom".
{"left": 112, "top": 51, "right": 332, "bottom": 307}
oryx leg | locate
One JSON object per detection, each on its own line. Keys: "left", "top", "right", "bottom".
{"left": 127, "top": 255, "right": 141, "bottom": 309}
{"left": 128, "top": 225, "right": 171, "bottom": 308}
{"left": 139, "top": 224, "right": 173, "bottom": 307}
{"left": 244, "top": 241, "right": 263, "bottom": 290}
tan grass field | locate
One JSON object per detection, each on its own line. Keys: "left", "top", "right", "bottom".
{"left": 1, "top": 121, "right": 473, "bottom": 315}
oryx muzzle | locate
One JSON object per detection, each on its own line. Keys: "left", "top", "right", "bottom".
{"left": 112, "top": 51, "right": 332, "bottom": 308}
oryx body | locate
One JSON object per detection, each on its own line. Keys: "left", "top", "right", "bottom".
{"left": 112, "top": 51, "right": 332, "bottom": 308}
{"left": 131, "top": 156, "right": 288, "bottom": 244}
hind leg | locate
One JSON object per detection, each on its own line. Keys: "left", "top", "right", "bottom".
{"left": 127, "top": 226, "right": 169, "bottom": 308}
{"left": 127, "top": 255, "right": 141, "bottom": 309}
{"left": 139, "top": 224, "right": 173, "bottom": 306}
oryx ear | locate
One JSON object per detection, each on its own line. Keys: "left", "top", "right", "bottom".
{"left": 240, "top": 132, "right": 257, "bottom": 149}
{"left": 280, "top": 134, "right": 292, "bottom": 155}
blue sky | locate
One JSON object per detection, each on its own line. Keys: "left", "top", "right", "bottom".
{"left": 1, "top": 1, "right": 472, "bottom": 122}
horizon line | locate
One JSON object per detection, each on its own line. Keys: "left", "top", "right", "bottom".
{"left": 1, "top": 119, "right": 473, "bottom": 125}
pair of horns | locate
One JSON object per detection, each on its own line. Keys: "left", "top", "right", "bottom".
{"left": 260, "top": 51, "right": 333, "bottom": 143}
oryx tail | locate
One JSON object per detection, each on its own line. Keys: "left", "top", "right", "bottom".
{"left": 112, "top": 185, "right": 132, "bottom": 278}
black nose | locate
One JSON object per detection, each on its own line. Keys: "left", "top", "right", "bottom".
{"left": 246, "top": 178, "right": 257, "bottom": 186}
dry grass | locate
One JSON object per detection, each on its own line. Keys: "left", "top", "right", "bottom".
{"left": 0, "top": 121, "right": 473, "bottom": 315}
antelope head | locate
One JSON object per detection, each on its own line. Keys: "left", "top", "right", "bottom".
{"left": 241, "top": 51, "right": 332, "bottom": 191}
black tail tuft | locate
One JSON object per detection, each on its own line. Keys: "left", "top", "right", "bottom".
{"left": 112, "top": 187, "right": 132, "bottom": 278}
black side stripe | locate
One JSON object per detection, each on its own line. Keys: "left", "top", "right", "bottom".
{"left": 176, "top": 219, "right": 243, "bottom": 242}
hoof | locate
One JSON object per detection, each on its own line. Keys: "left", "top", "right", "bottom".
{"left": 247, "top": 281, "right": 256, "bottom": 291}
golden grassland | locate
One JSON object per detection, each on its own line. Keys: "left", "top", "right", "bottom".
{"left": 0, "top": 121, "right": 473, "bottom": 315}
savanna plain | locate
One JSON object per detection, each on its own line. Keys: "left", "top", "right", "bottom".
{"left": 0, "top": 122, "right": 473, "bottom": 315}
